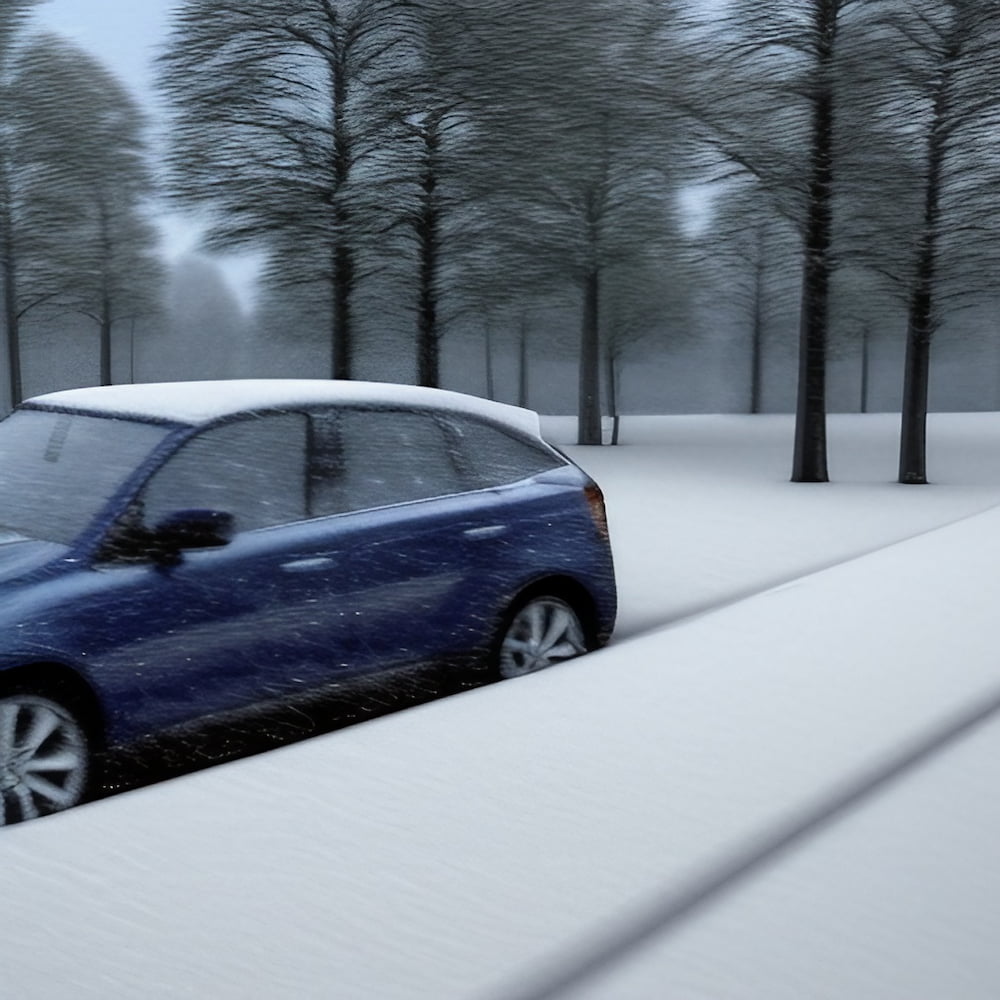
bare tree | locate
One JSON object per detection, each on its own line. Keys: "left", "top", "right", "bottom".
{"left": 159, "top": 0, "right": 422, "bottom": 380}
{"left": 425, "top": 0, "right": 691, "bottom": 444}
{"left": 15, "top": 37, "right": 161, "bottom": 387}
{"left": 1, "top": 24, "right": 159, "bottom": 405}
{"left": 600, "top": 255, "right": 697, "bottom": 441}
{"left": 692, "top": 0, "right": 911, "bottom": 480}
{"left": 886, "top": 2, "right": 1000, "bottom": 483}
{"left": 0, "top": 0, "right": 46, "bottom": 408}
{"left": 367, "top": 96, "right": 473, "bottom": 388}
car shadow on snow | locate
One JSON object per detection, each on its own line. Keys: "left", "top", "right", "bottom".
{"left": 91, "top": 666, "right": 470, "bottom": 801}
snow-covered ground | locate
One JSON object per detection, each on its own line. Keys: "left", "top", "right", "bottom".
{"left": 6, "top": 413, "right": 1000, "bottom": 999}
{"left": 546, "top": 413, "right": 1000, "bottom": 636}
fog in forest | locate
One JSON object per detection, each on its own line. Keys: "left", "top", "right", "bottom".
{"left": 4, "top": 0, "right": 1000, "bottom": 458}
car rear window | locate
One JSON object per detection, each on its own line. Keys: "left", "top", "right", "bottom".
{"left": 444, "top": 416, "right": 564, "bottom": 489}
{"left": 308, "top": 408, "right": 466, "bottom": 515}
{"left": 306, "top": 408, "right": 565, "bottom": 516}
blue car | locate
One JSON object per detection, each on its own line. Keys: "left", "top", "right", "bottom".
{"left": 0, "top": 380, "right": 616, "bottom": 824}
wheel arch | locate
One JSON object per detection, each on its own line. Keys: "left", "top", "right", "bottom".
{"left": 505, "top": 574, "right": 602, "bottom": 649}
{"left": 0, "top": 663, "right": 107, "bottom": 749}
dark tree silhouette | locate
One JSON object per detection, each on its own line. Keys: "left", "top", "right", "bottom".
{"left": 0, "top": 0, "right": 46, "bottom": 408}
{"left": 693, "top": 0, "right": 911, "bottom": 479}
{"left": 372, "top": 101, "right": 465, "bottom": 388}
{"left": 15, "top": 37, "right": 161, "bottom": 387}
{"left": 601, "top": 255, "right": 696, "bottom": 439}
{"left": 888, "top": 2, "right": 1000, "bottom": 483}
{"left": 159, "top": 0, "right": 422, "bottom": 380}
{"left": 789, "top": 0, "right": 843, "bottom": 483}
{"left": 1, "top": 25, "right": 159, "bottom": 405}
{"left": 424, "top": 0, "right": 689, "bottom": 444}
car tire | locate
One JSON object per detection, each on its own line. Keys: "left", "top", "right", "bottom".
{"left": 493, "top": 594, "right": 590, "bottom": 680}
{"left": 0, "top": 691, "right": 91, "bottom": 826}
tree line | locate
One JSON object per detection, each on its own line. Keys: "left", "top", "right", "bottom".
{"left": 0, "top": 0, "right": 161, "bottom": 410}
{"left": 2, "top": 0, "right": 1000, "bottom": 485}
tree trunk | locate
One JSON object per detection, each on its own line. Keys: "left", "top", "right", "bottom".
{"left": 129, "top": 317, "right": 136, "bottom": 384}
{"left": 792, "top": 246, "right": 830, "bottom": 482}
{"left": 99, "top": 292, "right": 113, "bottom": 386}
{"left": 578, "top": 267, "right": 602, "bottom": 445}
{"left": 517, "top": 315, "right": 528, "bottom": 408}
{"left": 417, "top": 116, "right": 440, "bottom": 388}
{"left": 606, "top": 346, "right": 621, "bottom": 445}
{"left": 0, "top": 168, "right": 22, "bottom": 410}
{"left": 416, "top": 231, "right": 438, "bottom": 386}
{"left": 750, "top": 241, "right": 764, "bottom": 415}
{"left": 898, "top": 304, "right": 932, "bottom": 484}
{"left": 899, "top": 211, "right": 940, "bottom": 485}
{"left": 1, "top": 254, "right": 19, "bottom": 410}
{"left": 899, "top": 39, "right": 954, "bottom": 485}
{"left": 484, "top": 318, "right": 495, "bottom": 400}
{"left": 332, "top": 240, "right": 353, "bottom": 380}
{"left": 859, "top": 322, "right": 870, "bottom": 414}
{"left": 330, "top": 54, "right": 353, "bottom": 380}
{"left": 97, "top": 201, "right": 113, "bottom": 386}
{"left": 791, "top": 0, "right": 837, "bottom": 483}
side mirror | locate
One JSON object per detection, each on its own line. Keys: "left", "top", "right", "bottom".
{"left": 152, "top": 508, "right": 235, "bottom": 554}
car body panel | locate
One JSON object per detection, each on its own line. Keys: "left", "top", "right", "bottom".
{"left": 0, "top": 381, "right": 617, "bottom": 749}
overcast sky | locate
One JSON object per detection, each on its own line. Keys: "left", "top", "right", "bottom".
{"left": 27, "top": 0, "right": 720, "bottom": 302}
{"left": 33, "top": 0, "right": 169, "bottom": 107}
{"left": 30, "top": 0, "right": 260, "bottom": 305}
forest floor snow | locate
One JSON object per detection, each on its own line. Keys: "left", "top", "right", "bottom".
{"left": 545, "top": 412, "right": 1000, "bottom": 637}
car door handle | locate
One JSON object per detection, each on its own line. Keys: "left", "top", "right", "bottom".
{"left": 280, "top": 556, "right": 335, "bottom": 573}
{"left": 463, "top": 525, "right": 507, "bottom": 540}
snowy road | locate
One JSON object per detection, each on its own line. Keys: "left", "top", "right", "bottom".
{"left": 5, "top": 413, "right": 1000, "bottom": 999}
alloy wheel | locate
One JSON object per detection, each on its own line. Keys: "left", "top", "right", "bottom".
{"left": 498, "top": 597, "right": 587, "bottom": 679}
{"left": 0, "top": 695, "right": 89, "bottom": 826}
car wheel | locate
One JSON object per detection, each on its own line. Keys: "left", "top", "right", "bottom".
{"left": 496, "top": 595, "right": 589, "bottom": 680}
{"left": 0, "top": 693, "right": 90, "bottom": 825}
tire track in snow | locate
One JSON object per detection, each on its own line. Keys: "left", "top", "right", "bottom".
{"left": 486, "top": 667, "right": 1000, "bottom": 1000}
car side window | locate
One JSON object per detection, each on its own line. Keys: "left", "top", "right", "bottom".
{"left": 444, "top": 416, "right": 564, "bottom": 489}
{"left": 141, "top": 413, "right": 308, "bottom": 533}
{"left": 308, "top": 408, "right": 466, "bottom": 516}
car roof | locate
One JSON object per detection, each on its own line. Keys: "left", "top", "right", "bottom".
{"left": 23, "top": 379, "right": 543, "bottom": 438}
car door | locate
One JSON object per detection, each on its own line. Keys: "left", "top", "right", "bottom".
{"left": 303, "top": 406, "right": 504, "bottom": 674}
{"left": 436, "top": 413, "right": 585, "bottom": 609}
{"left": 69, "top": 412, "right": 368, "bottom": 734}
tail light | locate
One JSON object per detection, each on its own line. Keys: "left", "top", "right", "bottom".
{"left": 584, "top": 482, "right": 609, "bottom": 540}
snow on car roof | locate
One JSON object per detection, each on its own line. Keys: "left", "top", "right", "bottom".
{"left": 23, "top": 379, "right": 543, "bottom": 437}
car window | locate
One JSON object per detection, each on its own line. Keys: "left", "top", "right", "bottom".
{"left": 308, "top": 408, "right": 466, "bottom": 515}
{"left": 0, "top": 410, "right": 170, "bottom": 545}
{"left": 141, "top": 413, "right": 307, "bottom": 532}
{"left": 444, "top": 416, "right": 564, "bottom": 489}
